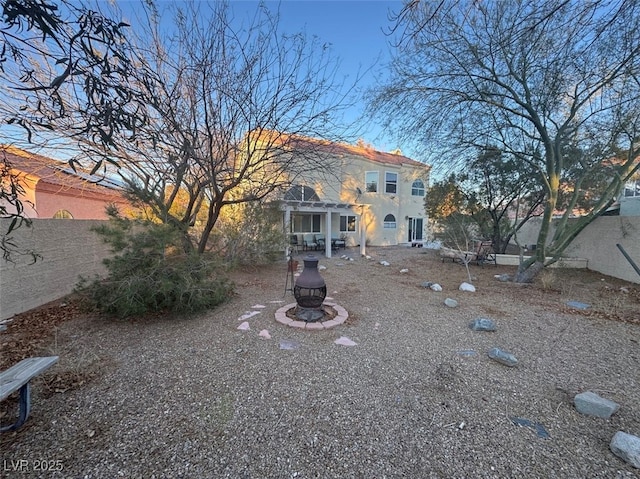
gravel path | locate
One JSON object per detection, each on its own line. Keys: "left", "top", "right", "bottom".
{"left": 2, "top": 246, "right": 640, "bottom": 478}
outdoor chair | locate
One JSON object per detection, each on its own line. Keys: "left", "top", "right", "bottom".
{"left": 315, "top": 235, "right": 326, "bottom": 251}
{"left": 303, "top": 234, "right": 317, "bottom": 251}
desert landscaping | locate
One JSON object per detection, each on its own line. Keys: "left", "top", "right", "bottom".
{"left": 1, "top": 246, "right": 639, "bottom": 478}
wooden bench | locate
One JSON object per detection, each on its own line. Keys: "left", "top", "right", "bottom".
{"left": 1, "top": 356, "right": 59, "bottom": 432}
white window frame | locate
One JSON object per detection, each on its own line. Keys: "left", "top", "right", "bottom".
{"left": 365, "top": 171, "right": 379, "bottom": 193}
{"left": 411, "top": 179, "right": 425, "bottom": 196}
{"left": 385, "top": 172, "right": 398, "bottom": 194}
{"left": 291, "top": 214, "right": 322, "bottom": 233}
{"left": 383, "top": 214, "right": 396, "bottom": 229}
{"left": 624, "top": 179, "right": 640, "bottom": 198}
{"left": 340, "top": 215, "right": 356, "bottom": 232}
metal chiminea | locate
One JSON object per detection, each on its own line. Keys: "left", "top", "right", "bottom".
{"left": 293, "top": 255, "right": 327, "bottom": 322}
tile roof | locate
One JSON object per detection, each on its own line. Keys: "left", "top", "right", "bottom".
{"left": 2, "top": 145, "right": 124, "bottom": 199}
{"left": 253, "top": 130, "right": 430, "bottom": 170}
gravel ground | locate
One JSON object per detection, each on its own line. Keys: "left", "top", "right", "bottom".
{"left": 2, "top": 246, "right": 640, "bottom": 478}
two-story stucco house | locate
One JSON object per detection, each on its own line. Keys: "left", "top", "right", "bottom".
{"left": 273, "top": 137, "right": 431, "bottom": 258}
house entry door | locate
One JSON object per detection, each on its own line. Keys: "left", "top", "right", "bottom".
{"left": 408, "top": 217, "right": 424, "bottom": 242}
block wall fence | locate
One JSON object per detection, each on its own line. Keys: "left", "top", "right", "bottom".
{"left": 515, "top": 216, "right": 640, "bottom": 284}
{"left": 1, "top": 219, "right": 112, "bottom": 320}
{"left": 2, "top": 216, "right": 639, "bottom": 320}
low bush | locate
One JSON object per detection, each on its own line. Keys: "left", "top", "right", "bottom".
{"left": 77, "top": 213, "right": 233, "bottom": 318}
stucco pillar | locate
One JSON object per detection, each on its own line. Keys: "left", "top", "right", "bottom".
{"left": 284, "top": 205, "right": 292, "bottom": 259}
{"left": 359, "top": 206, "right": 366, "bottom": 257}
{"left": 325, "top": 210, "right": 332, "bottom": 258}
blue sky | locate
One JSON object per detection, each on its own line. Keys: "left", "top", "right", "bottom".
{"left": 9, "top": 1, "right": 409, "bottom": 161}
{"left": 238, "top": 1, "right": 405, "bottom": 152}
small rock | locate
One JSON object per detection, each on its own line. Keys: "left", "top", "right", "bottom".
{"left": 318, "top": 265, "right": 327, "bottom": 271}
{"left": 620, "top": 286, "right": 629, "bottom": 294}
{"left": 421, "top": 281, "right": 433, "bottom": 288}
{"left": 610, "top": 431, "right": 640, "bottom": 468}
{"left": 399, "top": 268, "right": 409, "bottom": 274}
{"left": 488, "top": 347, "right": 518, "bottom": 367}
{"left": 334, "top": 336, "right": 357, "bottom": 346}
{"left": 258, "top": 329, "right": 271, "bottom": 339}
{"left": 252, "top": 304, "right": 266, "bottom": 309}
{"left": 469, "top": 318, "right": 496, "bottom": 331}
{"left": 365, "top": 255, "right": 372, "bottom": 260}
{"left": 237, "top": 321, "right": 250, "bottom": 331}
{"left": 444, "top": 298, "right": 458, "bottom": 308}
{"left": 574, "top": 391, "right": 620, "bottom": 418}
{"left": 494, "top": 274, "right": 511, "bottom": 282}
{"left": 459, "top": 282, "right": 476, "bottom": 292}
{"left": 566, "top": 300, "right": 590, "bottom": 310}
{"left": 430, "top": 283, "right": 443, "bottom": 292}
{"left": 380, "top": 260, "right": 390, "bottom": 266}
{"left": 238, "top": 310, "right": 261, "bottom": 321}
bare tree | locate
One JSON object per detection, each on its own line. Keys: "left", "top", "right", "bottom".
{"left": 371, "top": 0, "right": 640, "bottom": 282}
{"left": 72, "top": 1, "right": 356, "bottom": 254}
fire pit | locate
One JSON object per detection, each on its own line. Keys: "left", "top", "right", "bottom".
{"left": 293, "top": 255, "right": 327, "bottom": 322}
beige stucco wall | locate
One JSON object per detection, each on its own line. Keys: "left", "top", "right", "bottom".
{"left": 0, "top": 218, "right": 112, "bottom": 320}
{"left": 514, "top": 216, "right": 640, "bottom": 284}
{"left": 339, "top": 155, "right": 428, "bottom": 246}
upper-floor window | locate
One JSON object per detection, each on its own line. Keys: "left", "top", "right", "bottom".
{"left": 340, "top": 215, "right": 356, "bottom": 232}
{"left": 385, "top": 172, "right": 398, "bottom": 194}
{"left": 412, "top": 179, "right": 425, "bottom": 196}
{"left": 365, "top": 171, "right": 378, "bottom": 193}
{"left": 284, "top": 185, "right": 320, "bottom": 201}
{"left": 624, "top": 179, "right": 640, "bottom": 198}
{"left": 383, "top": 214, "right": 396, "bottom": 229}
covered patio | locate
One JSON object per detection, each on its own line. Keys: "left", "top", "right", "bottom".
{"left": 281, "top": 199, "right": 367, "bottom": 258}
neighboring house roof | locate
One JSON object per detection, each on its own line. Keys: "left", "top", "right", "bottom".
{"left": 252, "top": 129, "right": 430, "bottom": 171}
{"left": 2, "top": 145, "right": 125, "bottom": 202}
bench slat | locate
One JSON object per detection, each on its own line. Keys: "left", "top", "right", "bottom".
{"left": 0, "top": 356, "right": 59, "bottom": 401}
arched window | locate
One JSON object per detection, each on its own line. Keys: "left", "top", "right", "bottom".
{"left": 53, "top": 209, "right": 74, "bottom": 219}
{"left": 383, "top": 214, "right": 396, "bottom": 229}
{"left": 284, "top": 185, "right": 320, "bottom": 201}
{"left": 412, "top": 179, "right": 425, "bottom": 196}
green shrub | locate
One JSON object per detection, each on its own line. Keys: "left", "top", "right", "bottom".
{"left": 77, "top": 214, "right": 233, "bottom": 318}
{"left": 209, "top": 201, "right": 286, "bottom": 267}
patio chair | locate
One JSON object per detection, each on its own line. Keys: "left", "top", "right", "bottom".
{"left": 303, "top": 234, "right": 317, "bottom": 251}
{"left": 315, "top": 235, "right": 326, "bottom": 251}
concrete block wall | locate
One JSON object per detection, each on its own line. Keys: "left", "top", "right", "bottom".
{"left": 1, "top": 219, "right": 112, "bottom": 320}
{"left": 564, "top": 217, "right": 640, "bottom": 284}
{"left": 515, "top": 216, "right": 640, "bottom": 284}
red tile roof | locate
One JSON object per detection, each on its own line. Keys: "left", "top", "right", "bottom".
{"left": 2, "top": 145, "right": 124, "bottom": 200}
{"left": 253, "top": 130, "right": 430, "bottom": 170}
